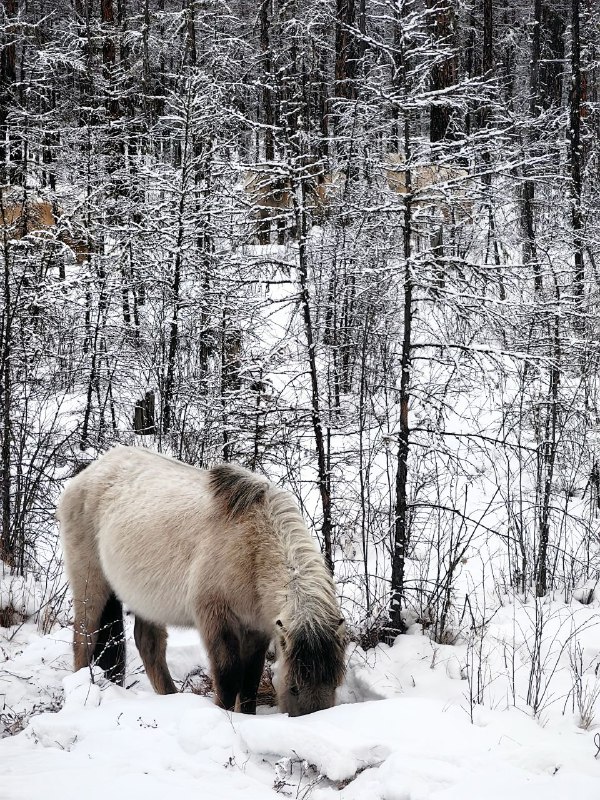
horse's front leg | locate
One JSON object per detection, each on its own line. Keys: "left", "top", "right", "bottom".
{"left": 239, "top": 631, "right": 269, "bottom": 714}
{"left": 197, "top": 605, "right": 243, "bottom": 711}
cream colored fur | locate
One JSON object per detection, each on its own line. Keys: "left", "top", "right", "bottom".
{"left": 265, "top": 489, "right": 342, "bottom": 633}
{"left": 382, "top": 155, "right": 474, "bottom": 222}
{"left": 1, "top": 187, "right": 88, "bottom": 263}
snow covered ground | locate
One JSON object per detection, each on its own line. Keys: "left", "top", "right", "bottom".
{"left": 1, "top": 597, "right": 600, "bottom": 800}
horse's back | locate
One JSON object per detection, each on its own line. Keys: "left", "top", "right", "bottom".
{"left": 58, "top": 447, "right": 218, "bottom": 626}
{"left": 58, "top": 446, "right": 208, "bottom": 533}
{"left": 58, "top": 447, "right": 279, "bottom": 630}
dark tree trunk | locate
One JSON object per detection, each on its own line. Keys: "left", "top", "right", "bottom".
{"left": 162, "top": 193, "right": 184, "bottom": 434}
{"left": 427, "top": 0, "right": 458, "bottom": 142}
{"left": 260, "top": 0, "right": 274, "bottom": 161}
{"left": 133, "top": 391, "right": 156, "bottom": 435}
{"left": 387, "top": 119, "right": 412, "bottom": 641}
{"left": 570, "top": 0, "right": 584, "bottom": 300}
{"left": 539, "top": 3, "right": 565, "bottom": 110}
{"left": 0, "top": 0, "right": 18, "bottom": 184}
{"left": 530, "top": 0, "right": 542, "bottom": 116}
{"left": 296, "top": 185, "right": 333, "bottom": 573}
{"left": 483, "top": 0, "right": 493, "bottom": 76}
{"left": 335, "top": 0, "right": 357, "bottom": 100}
{"left": 536, "top": 296, "right": 561, "bottom": 597}
{"left": 388, "top": 218, "right": 412, "bottom": 635}
{"left": 1, "top": 203, "right": 13, "bottom": 565}
{"left": 101, "top": 0, "right": 119, "bottom": 119}
{"left": 523, "top": 0, "right": 543, "bottom": 294}
{"left": 539, "top": 5, "right": 565, "bottom": 109}
{"left": 186, "top": 0, "right": 197, "bottom": 66}
{"left": 142, "top": 0, "right": 152, "bottom": 121}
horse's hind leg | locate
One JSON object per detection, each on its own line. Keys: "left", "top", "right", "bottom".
{"left": 133, "top": 617, "right": 177, "bottom": 695}
{"left": 239, "top": 631, "right": 269, "bottom": 714}
{"left": 69, "top": 566, "right": 125, "bottom": 685}
{"left": 94, "top": 592, "right": 126, "bottom": 684}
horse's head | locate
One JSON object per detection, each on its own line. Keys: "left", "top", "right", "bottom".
{"left": 275, "top": 616, "right": 346, "bottom": 716}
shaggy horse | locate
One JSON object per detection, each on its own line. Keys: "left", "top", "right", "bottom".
{"left": 57, "top": 446, "right": 346, "bottom": 716}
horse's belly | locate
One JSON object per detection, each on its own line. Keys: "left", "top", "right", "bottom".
{"left": 109, "top": 569, "right": 193, "bottom": 627}
{"left": 97, "top": 523, "right": 196, "bottom": 627}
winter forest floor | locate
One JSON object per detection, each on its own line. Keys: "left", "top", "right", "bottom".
{"left": 1, "top": 592, "right": 600, "bottom": 800}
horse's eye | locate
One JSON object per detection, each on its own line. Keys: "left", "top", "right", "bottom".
{"left": 289, "top": 685, "right": 300, "bottom": 697}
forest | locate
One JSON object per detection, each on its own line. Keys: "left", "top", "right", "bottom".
{"left": 1, "top": 0, "right": 600, "bottom": 655}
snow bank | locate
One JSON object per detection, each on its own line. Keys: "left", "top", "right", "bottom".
{"left": 1, "top": 603, "right": 599, "bottom": 799}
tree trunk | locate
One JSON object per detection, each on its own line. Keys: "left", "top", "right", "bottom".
{"left": 295, "top": 185, "right": 333, "bottom": 573}
{"left": 162, "top": 192, "right": 185, "bottom": 434}
{"left": 483, "top": 0, "right": 493, "bottom": 77}
{"left": 0, "top": 201, "right": 13, "bottom": 565}
{"left": 427, "top": 0, "right": 457, "bottom": 142}
{"left": 536, "top": 288, "right": 561, "bottom": 597}
{"left": 335, "top": 0, "right": 357, "bottom": 101}
{"left": 388, "top": 215, "right": 412, "bottom": 636}
{"left": 539, "top": 3, "right": 565, "bottom": 110}
{"left": 570, "top": 0, "right": 584, "bottom": 300}
{"left": 101, "top": 0, "right": 119, "bottom": 120}
{"left": 260, "top": 0, "right": 274, "bottom": 161}
{"left": 0, "top": 0, "right": 18, "bottom": 184}
{"left": 523, "top": 0, "right": 543, "bottom": 294}
{"left": 162, "top": 82, "right": 194, "bottom": 433}
{"left": 186, "top": 0, "right": 197, "bottom": 66}
{"left": 387, "top": 118, "right": 413, "bottom": 640}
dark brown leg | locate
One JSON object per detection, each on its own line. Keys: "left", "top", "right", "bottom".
{"left": 212, "top": 625, "right": 243, "bottom": 711}
{"left": 94, "top": 592, "right": 126, "bottom": 685}
{"left": 71, "top": 575, "right": 111, "bottom": 674}
{"left": 197, "top": 606, "right": 242, "bottom": 711}
{"left": 239, "top": 631, "right": 269, "bottom": 714}
{"left": 133, "top": 616, "right": 177, "bottom": 695}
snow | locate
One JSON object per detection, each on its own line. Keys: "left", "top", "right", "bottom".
{"left": 2, "top": 600, "right": 599, "bottom": 799}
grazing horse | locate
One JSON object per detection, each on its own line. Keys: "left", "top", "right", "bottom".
{"left": 243, "top": 160, "right": 343, "bottom": 244}
{"left": 57, "top": 446, "right": 346, "bottom": 716}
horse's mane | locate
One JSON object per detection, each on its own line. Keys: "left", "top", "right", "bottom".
{"left": 209, "top": 464, "right": 270, "bottom": 519}
{"left": 267, "top": 490, "right": 346, "bottom": 686}
{"left": 209, "top": 465, "right": 346, "bottom": 685}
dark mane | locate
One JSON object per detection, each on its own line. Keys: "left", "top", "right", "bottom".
{"left": 287, "top": 623, "right": 346, "bottom": 687}
{"left": 209, "top": 464, "right": 269, "bottom": 519}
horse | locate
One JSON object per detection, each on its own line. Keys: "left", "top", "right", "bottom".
{"left": 56, "top": 446, "right": 346, "bottom": 716}
{"left": 243, "top": 159, "right": 343, "bottom": 244}
{"left": 382, "top": 155, "right": 474, "bottom": 224}
{"left": 1, "top": 186, "right": 88, "bottom": 265}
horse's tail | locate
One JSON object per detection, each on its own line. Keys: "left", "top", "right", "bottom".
{"left": 209, "top": 464, "right": 270, "bottom": 519}
{"left": 94, "top": 592, "right": 126, "bottom": 685}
